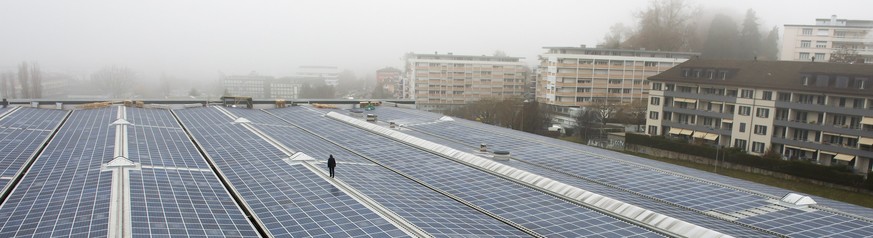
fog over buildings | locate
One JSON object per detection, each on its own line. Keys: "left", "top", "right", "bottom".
{"left": 0, "top": 0, "right": 870, "bottom": 88}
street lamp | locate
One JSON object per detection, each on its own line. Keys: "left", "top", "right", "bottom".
{"left": 710, "top": 127, "right": 720, "bottom": 173}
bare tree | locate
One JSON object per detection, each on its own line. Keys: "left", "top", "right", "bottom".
{"left": 600, "top": 23, "right": 631, "bottom": 48}
{"left": 624, "top": 0, "right": 701, "bottom": 51}
{"left": 830, "top": 47, "right": 864, "bottom": 64}
{"left": 591, "top": 99, "right": 618, "bottom": 125}
{"left": 621, "top": 99, "right": 648, "bottom": 125}
{"left": 493, "top": 50, "right": 507, "bottom": 57}
{"left": 17, "top": 63, "right": 30, "bottom": 98}
{"left": 91, "top": 65, "right": 136, "bottom": 99}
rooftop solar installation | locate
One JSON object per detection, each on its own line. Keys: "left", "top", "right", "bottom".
{"left": 268, "top": 107, "right": 664, "bottom": 237}
{"left": 369, "top": 106, "right": 873, "bottom": 237}
{"left": 0, "top": 108, "right": 67, "bottom": 196}
{"left": 175, "top": 107, "right": 407, "bottom": 237}
{"left": 226, "top": 108, "right": 530, "bottom": 237}
{"left": 0, "top": 107, "right": 116, "bottom": 237}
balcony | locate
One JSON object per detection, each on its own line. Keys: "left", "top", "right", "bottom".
{"left": 662, "top": 91, "right": 737, "bottom": 104}
{"left": 775, "top": 101, "right": 873, "bottom": 116}
{"left": 774, "top": 118, "right": 873, "bottom": 138}
{"left": 663, "top": 106, "right": 733, "bottom": 119}
{"left": 772, "top": 136, "right": 873, "bottom": 159}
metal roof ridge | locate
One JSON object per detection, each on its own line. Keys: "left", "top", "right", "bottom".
{"left": 325, "top": 111, "right": 733, "bottom": 238}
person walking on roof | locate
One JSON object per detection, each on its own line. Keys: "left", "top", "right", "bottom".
{"left": 327, "top": 154, "right": 336, "bottom": 178}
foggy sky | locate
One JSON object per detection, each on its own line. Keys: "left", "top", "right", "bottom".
{"left": 1, "top": 0, "right": 871, "bottom": 81}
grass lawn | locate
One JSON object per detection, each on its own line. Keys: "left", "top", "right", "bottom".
{"left": 558, "top": 137, "right": 873, "bottom": 209}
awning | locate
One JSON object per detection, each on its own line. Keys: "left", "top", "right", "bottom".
{"left": 819, "top": 150, "right": 836, "bottom": 156}
{"left": 692, "top": 132, "right": 708, "bottom": 138}
{"left": 669, "top": 128, "right": 682, "bottom": 135}
{"left": 862, "top": 117, "right": 873, "bottom": 125}
{"left": 680, "top": 129, "right": 694, "bottom": 135}
{"left": 721, "top": 119, "right": 733, "bottom": 124}
{"left": 704, "top": 133, "right": 720, "bottom": 140}
{"left": 860, "top": 137, "right": 873, "bottom": 146}
{"left": 674, "top": 98, "right": 698, "bottom": 104}
{"left": 785, "top": 145, "right": 816, "bottom": 152}
{"left": 834, "top": 154, "right": 856, "bottom": 162}
{"left": 821, "top": 131, "right": 841, "bottom": 137}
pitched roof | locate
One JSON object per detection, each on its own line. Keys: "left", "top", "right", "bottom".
{"left": 648, "top": 59, "right": 873, "bottom": 97}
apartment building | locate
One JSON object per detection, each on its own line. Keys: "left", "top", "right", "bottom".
{"left": 221, "top": 73, "right": 300, "bottom": 99}
{"left": 535, "top": 46, "right": 697, "bottom": 127}
{"left": 376, "top": 67, "right": 401, "bottom": 98}
{"left": 647, "top": 59, "right": 873, "bottom": 174}
{"left": 403, "top": 53, "right": 528, "bottom": 112}
{"left": 781, "top": 15, "right": 873, "bottom": 63}
{"left": 296, "top": 66, "right": 340, "bottom": 86}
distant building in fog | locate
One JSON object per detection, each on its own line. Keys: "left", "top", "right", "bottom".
{"left": 221, "top": 72, "right": 300, "bottom": 99}
{"left": 781, "top": 15, "right": 873, "bottom": 63}
{"left": 376, "top": 67, "right": 401, "bottom": 98}
{"left": 403, "top": 53, "right": 528, "bottom": 112}
{"left": 295, "top": 66, "right": 340, "bottom": 86}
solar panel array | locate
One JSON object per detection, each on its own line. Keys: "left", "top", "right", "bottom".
{"left": 175, "top": 107, "right": 406, "bottom": 237}
{"left": 0, "top": 108, "right": 67, "bottom": 195}
{"left": 372, "top": 106, "right": 873, "bottom": 237}
{"left": 227, "top": 108, "right": 529, "bottom": 237}
{"left": 268, "top": 107, "right": 662, "bottom": 237}
{"left": 0, "top": 107, "right": 116, "bottom": 237}
{"left": 125, "top": 108, "right": 258, "bottom": 237}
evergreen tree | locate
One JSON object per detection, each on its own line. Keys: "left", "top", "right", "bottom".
{"left": 701, "top": 14, "right": 740, "bottom": 59}
{"left": 738, "top": 9, "right": 761, "bottom": 60}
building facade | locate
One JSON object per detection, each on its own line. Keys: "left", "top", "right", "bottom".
{"left": 221, "top": 73, "right": 300, "bottom": 99}
{"left": 375, "top": 67, "right": 402, "bottom": 98}
{"left": 296, "top": 66, "right": 340, "bottom": 86}
{"left": 646, "top": 59, "right": 873, "bottom": 174}
{"left": 781, "top": 15, "right": 873, "bottom": 63}
{"left": 403, "top": 53, "right": 528, "bottom": 112}
{"left": 535, "top": 46, "right": 697, "bottom": 128}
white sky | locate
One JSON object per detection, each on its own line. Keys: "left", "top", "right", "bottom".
{"left": 0, "top": 0, "right": 871, "bottom": 81}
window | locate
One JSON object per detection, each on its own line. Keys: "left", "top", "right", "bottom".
{"left": 651, "top": 97, "right": 660, "bottom": 105}
{"left": 681, "top": 68, "right": 691, "bottom": 77}
{"left": 738, "top": 106, "right": 751, "bottom": 116}
{"left": 816, "top": 41, "right": 827, "bottom": 48}
{"left": 794, "top": 129, "right": 809, "bottom": 141}
{"left": 665, "top": 84, "right": 675, "bottom": 91}
{"left": 678, "top": 86, "right": 693, "bottom": 93}
{"left": 648, "top": 126, "right": 658, "bottom": 135}
{"left": 777, "top": 92, "right": 791, "bottom": 101}
{"left": 756, "top": 108, "right": 769, "bottom": 118}
{"left": 644, "top": 62, "right": 657, "bottom": 67}
{"left": 752, "top": 142, "right": 765, "bottom": 153}
{"left": 835, "top": 76, "right": 849, "bottom": 88}
{"left": 799, "top": 52, "right": 810, "bottom": 60}
{"left": 739, "top": 123, "right": 746, "bottom": 132}
{"left": 815, "top": 53, "right": 826, "bottom": 60}
{"left": 609, "top": 79, "right": 622, "bottom": 84}
{"left": 853, "top": 99, "right": 864, "bottom": 109}
{"left": 802, "top": 28, "right": 812, "bottom": 35}
{"left": 608, "top": 88, "right": 621, "bottom": 93}
{"left": 740, "top": 89, "right": 753, "bottom": 98}
{"left": 663, "top": 112, "right": 672, "bottom": 120}
{"left": 775, "top": 108, "right": 789, "bottom": 120}
{"left": 762, "top": 91, "right": 772, "bottom": 100}
{"left": 622, "top": 89, "right": 631, "bottom": 93}
{"left": 855, "top": 77, "right": 867, "bottom": 89}
{"left": 735, "top": 139, "right": 748, "bottom": 150}
{"left": 816, "top": 29, "right": 829, "bottom": 36}
{"left": 754, "top": 125, "right": 767, "bottom": 135}
{"left": 800, "top": 40, "right": 811, "bottom": 48}
{"left": 649, "top": 111, "right": 659, "bottom": 120}
{"left": 718, "top": 70, "right": 728, "bottom": 79}
{"left": 652, "top": 83, "right": 662, "bottom": 90}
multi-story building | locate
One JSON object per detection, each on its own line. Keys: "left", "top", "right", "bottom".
{"left": 403, "top": 53, "right": 528, "bottom": 112}
{"left": 535, "top": 46, "right": 698, "bottom": 128}
{"left": 781, "top": 15, "right": 873, "bottom": 63}
{"left": 296, "top": 66, "right": 340, "bottom": 86}
{"left": 221, "top": 72, "right": 300, "bottom": 99}
{"left": 376, "top": 67, "right": 402, "bottom": 97}
{"left": 646, "top": 59, "right": 873, "bottom": 174}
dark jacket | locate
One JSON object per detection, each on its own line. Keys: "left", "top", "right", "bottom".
{"left": 327, "top": 156, "right": 336, "bottom": 168}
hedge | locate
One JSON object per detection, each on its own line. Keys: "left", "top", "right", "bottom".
{"left": 627, "top": 133, "right": 867, "bottom": 188}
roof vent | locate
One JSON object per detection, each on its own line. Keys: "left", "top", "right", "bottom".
{"left": 232, "top": 117, "right": 251, "bottom": 124}
{"left": 109, "top": 118, "right": 133, "bottom": 126}
{"left": 492, "top": 151, "right": 511, "bottom": 161}
{"left": 780, "top": 193, "right": 817, "bottom": 206}
{"left": 479, "top": 143, "right": 487, "bottom": 152}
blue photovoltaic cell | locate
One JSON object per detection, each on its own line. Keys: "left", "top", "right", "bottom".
{"left": 372, "top": 106, "right": 873, "bottom": 236}
{"left": 175, "top": 107, "right": 405, "bottom": 237}
{"left": 269, "top": 107, "right": 661, "bottom": 237}
{"left": 129, "top": 169, "right": 258, "bottom": 237}
{"left": 0, "top": 108, "right": 67, "bottom": 194}
{"left": 0, "top": 107, "right": 116, "bottom": 237}
{"left": 227, "top": 109, "right": 529, "bottom": 237}
{"left": 737, "top": 209, "right": 873, "bottom": 238}
{"left": 127, "top": 108, "right": 210, "bottom": 169}
{"left": 125, "top": 108, "right": 258, "bottom": 237}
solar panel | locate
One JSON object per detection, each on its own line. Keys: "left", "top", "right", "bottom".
{"left": 227, "top": 109, "right": 530, "bottom": 237}
{"left": 737, "top": 209, "right": 873, "bottom": 237}
{"left": 175, "top": 107, "right": 407, "bottom": 237}
{"left": 125, "top": 108, "right": 258, "bottom": 237}
{"left": 0, "top": 108, "right": 67, "bottom": 196}
{"left": 0, "top": 107, "right": 116, "bottom": 237}
{"left": 373, "top": 106, "right": 873, "bottom": 236}
{"left": 269, "top": 107, "right": 662, "bottom": 237}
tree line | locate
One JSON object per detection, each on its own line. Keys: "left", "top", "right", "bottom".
{"left": 0, "top": 62, "right": 43, "bottom": 99}
{"left": 601, "top": 0, "right": 779, "bottom": 60}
